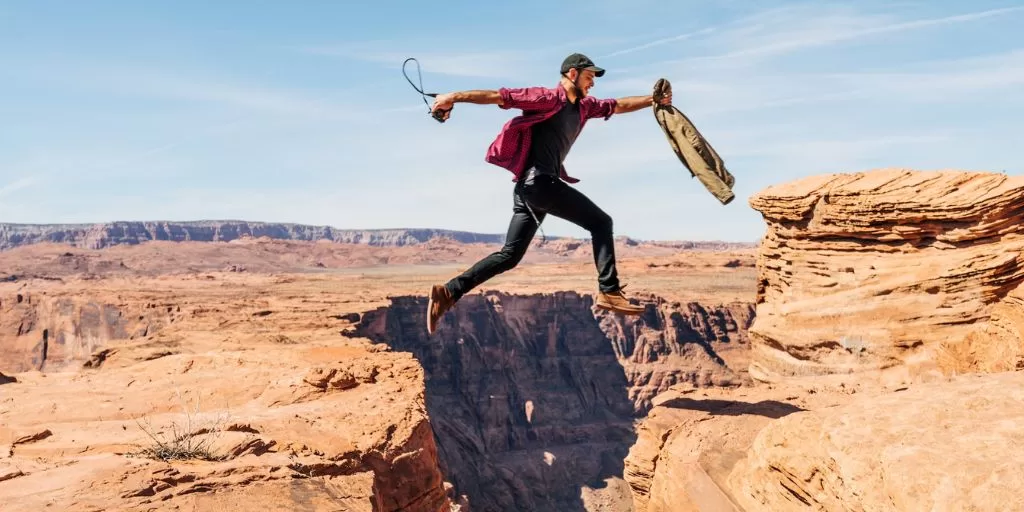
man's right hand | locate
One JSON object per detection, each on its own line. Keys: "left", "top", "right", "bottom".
{"left": 431, "top": 93, "right": 455, "bottom": 119}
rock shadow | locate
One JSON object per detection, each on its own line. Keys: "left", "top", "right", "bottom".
{"left": 657, "top": 397, "right": 804, "bottom": 419}
{"left": 352, "top": 291, "right": 641, "bottom": 512}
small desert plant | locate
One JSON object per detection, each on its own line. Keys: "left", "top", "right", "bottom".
{"left": 128, "top": 389, "right": 228, "bottom": 462}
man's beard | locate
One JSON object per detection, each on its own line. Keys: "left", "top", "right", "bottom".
{"left": 571, "top": 76, "right": 587, "bottom": 97}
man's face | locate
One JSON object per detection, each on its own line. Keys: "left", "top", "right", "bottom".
{"left": 570, "top": 68, "right": 596, "bottom": 96}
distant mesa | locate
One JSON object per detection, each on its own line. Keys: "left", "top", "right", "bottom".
{"left": 0, "top": 221, "right": 755, "bottom": 251}
{"left": 0, "top": 221, "right": 510, "bottom": 251}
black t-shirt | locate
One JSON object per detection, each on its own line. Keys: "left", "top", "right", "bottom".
{"left": 525, "top": 98, "right": 581, "bottom": 176}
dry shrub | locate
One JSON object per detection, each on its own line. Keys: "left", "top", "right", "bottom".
{"left": 128, "top": 389, "right": 229, "bottom": 462}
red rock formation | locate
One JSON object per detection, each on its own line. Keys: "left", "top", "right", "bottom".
{"left": 626, "top": 370, "right": 1024, "bottom": 512}
{"left": 940, "top": 284, "right": 1024, "bottom": 374}
{"left": 1, "top": 230, "right": 764, "bottom": 512}
{"left": 0, "top": 292, "right": 172, "bottom": 373}
{"left": 0, "top": 345, "right": 451, "bottom": 511}
{"left": 747, "top": 168, "right": 1024, "bottom": 379}
{"left": 729, "top": 371, "right": 1024, "bottom": 511}
{"left": 626, "top": 169, "right": 1024, "bottom": 512}
{"left": 0, "top": 273, "right": 457, "bottom": 512}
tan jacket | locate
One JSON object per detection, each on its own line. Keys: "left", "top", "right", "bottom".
{"left": 652, "top": 78, "right": 735, "bottom": 205}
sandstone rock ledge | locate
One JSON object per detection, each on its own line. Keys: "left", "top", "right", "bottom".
{"left": 728, "top": 371, "right": 1024, "bottom": 511}
{"left": 0, "top": 343, "right": 450, "bottom": 511}
{"left": 624, "top": 169, "right": 1024, "bottom": 512}
{"left": 625, "top": 370, "right": 1024, "bottom": 512}
{"left": 747, "top": 168, "right": 1024, "bottom": 378}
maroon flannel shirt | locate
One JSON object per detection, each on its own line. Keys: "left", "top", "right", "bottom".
{"left": 485, "top": 83, "right": 617, "bottom": 183}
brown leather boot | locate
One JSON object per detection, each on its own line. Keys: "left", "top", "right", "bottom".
{"left": 427, "top": 284, "right": 455, "bottom": 334}
{"left": 594, "top": 287, "right": 645, "bottom": 315}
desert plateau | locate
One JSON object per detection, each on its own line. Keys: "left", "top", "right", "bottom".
{"left": 3, "top": 169, "right": 1024, "bottom": 511}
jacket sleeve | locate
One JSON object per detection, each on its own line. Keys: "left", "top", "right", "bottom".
{"left": 498, "top": 87, "right": 558, "bottom": 111}
{"left": 582, "top": 97, "right": 617, "bottom": 120}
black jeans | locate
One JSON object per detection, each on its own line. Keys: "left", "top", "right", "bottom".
{"left": 444, "top": 171, "right": 620, "bottom": 301}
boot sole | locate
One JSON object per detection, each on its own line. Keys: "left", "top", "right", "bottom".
{"left": 594, "top": 302, "right": 645, "bottom": 315}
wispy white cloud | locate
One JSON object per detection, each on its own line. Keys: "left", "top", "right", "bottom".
{"left": 600, "top": 46, "right": 1024, "bottom": 119}
{"left": 77, "top": 115, "right": 261, "bottom": 178}
{"left": 3, "top": 58, "right": 366, "bottom": 120}
{"left": 107, "top": 68, "right": 358, "bottom": 119}
{"left": 300, "top": 34, "right": 640, "bottom": 80}
{"left": 824, "top": 49, "right": 1024, "bottom": 99}
{"left": 599, "top": 27, "right": 717, "bottom": 58}
{"left": 734, "top": 48, "right": 1024, "bottom": 111}
{"left": 634, "top": 4, "right": 1024, "bottom": 67}
{"left": 302, "top": 45, "right": 533, "bottom": 79}
{"left": 551, "top": 35, "right": 648, "bottom": 54}
{"left": 714, "top": 5, "right": 1021, "bottom": 61}
{"left": 729, "top": 134, "right": 954, "bottom": 160}
{"left": 0, "top": 176, "right": 39, "bottom": 197}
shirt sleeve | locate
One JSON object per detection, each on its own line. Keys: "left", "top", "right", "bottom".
{"left": 582, "top": 97, "right": 617, "bottom": 120}
{"left": 498, "top": 87, "right": 559, "bottom": 111}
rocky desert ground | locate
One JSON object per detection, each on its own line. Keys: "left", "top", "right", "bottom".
{"left": 3, "top": 168, "right": 1024, "bottom": 512}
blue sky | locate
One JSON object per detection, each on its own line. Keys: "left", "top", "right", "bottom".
{"left": 1, "top": 1, "right": 1022, "bottom": 242}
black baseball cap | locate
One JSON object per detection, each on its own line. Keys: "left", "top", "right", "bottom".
{"left": 560, "top": 53, "right": 605, "bottom": 77}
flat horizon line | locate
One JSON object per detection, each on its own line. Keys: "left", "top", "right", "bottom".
{"left": 0, "top": 220, "right": 760, "bottom": 245}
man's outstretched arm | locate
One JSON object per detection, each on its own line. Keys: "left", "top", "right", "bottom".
{"left": 613, "top": 92, "right": 672, "bottom": 114}
{"left": 434, "top": 90, "right": 503, "bottom": 108}
{"left": 431, "top": 91, "right": 502, "bottom": 119}
{"left": 432, "top": 87, "right": 559, "bottom": 119}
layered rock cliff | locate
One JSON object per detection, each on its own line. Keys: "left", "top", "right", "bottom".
{"left": 0, "top": 221, "right": 507, "bottom": 250}
{"left": 1, "top": 344, "right": 451, "bottom": 512}
{"left": 349, "top": 291, "right": 754, "bottom": 511}
{"left": 626, "top": 369, "right": 1024, "bottom": 512}
{"left": 0, "top": 291, "right": 174, "bottom": 373}
{"left": 0, "top": 274, "right": 452, "bottom": 512}
{"left": 626, "top": 169, "right": 1024, "bottom": 512}
{"left": 746, "top": 168, "right": 1024, "bottom": 378}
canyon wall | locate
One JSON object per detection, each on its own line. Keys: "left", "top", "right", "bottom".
{"left": 0, "top": 291, "right": 176, "bottom": 373}
{"left": 746, "top": 168, "right": 1024, "bottom": 379}
{"left": 349, "top": 291, "right": 754, "bottom": 512}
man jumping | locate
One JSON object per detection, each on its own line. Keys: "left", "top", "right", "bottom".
{"left": 426, "top": 53, "right": 672, "bottom": 334}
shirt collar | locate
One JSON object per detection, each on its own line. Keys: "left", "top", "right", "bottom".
{"left": 555, "top": 81, "right": 580, "bottom": 105}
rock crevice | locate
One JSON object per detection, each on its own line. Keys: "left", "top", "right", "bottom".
{"left": 350, "top": 290, "right": 753, "bottom": 511}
